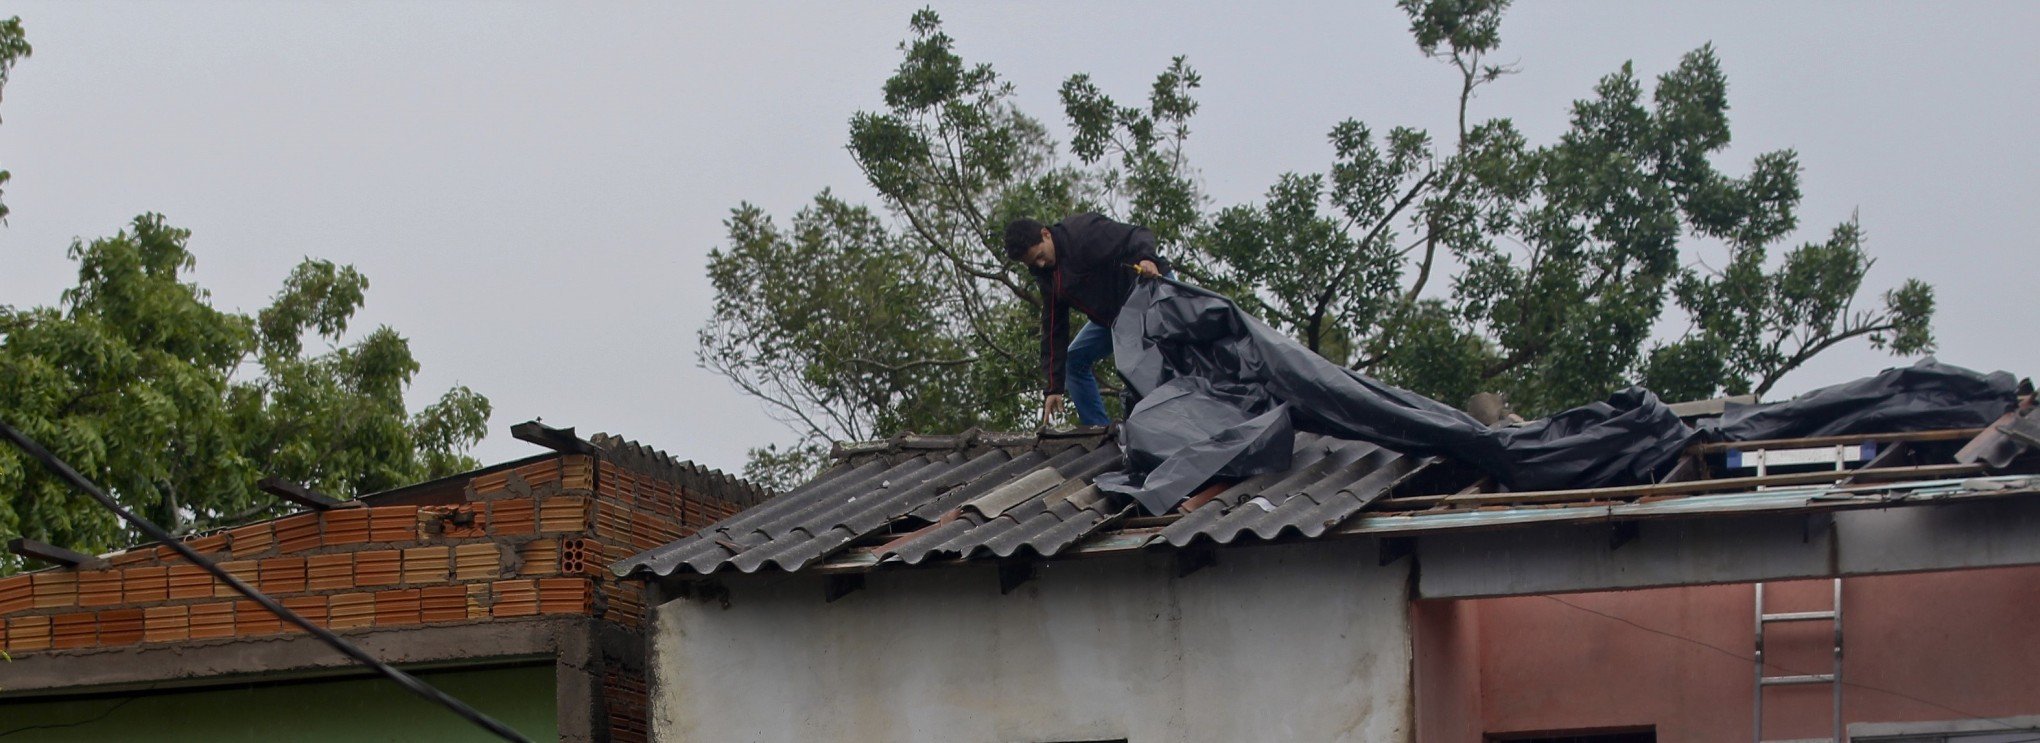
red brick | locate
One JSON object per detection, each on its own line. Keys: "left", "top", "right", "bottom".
{"left": 6, "top": 615, "right": 52, "bottom": 653}
{"left": 122, "top": 565, "right": 169, "bottom": 604}
{"left": 0, "top": 574, "right": 30, "bottom": 615}
{"left": 560, "top": 538, "right": 604, "bottom": 577}
{"left": 328, "top": 592, "right": 374, "bottom": 629}
{"left": 214, "top": 560, "right": 259, "bottom": 598}
{"left": 31, "top": 571, "right": 77, "bottom": 609}
{"left": 594, "top": 504, "right": 634, "bottom": 542}
{"left": 539, "top": 497, "right": 591, "bottom": 533}
{"left": 538, "top": 578, "right": 593, "bottom": 615}
{"left": 402, "top": 546, "right": 450, "bottom": 584}
{"left": 108, "top": 547, "right": 156, "bottom": 566}
{"left": 560, "top": 457, "right": 594, "bottom": 491}
{"left": 144, "top": 605, "right": 190, "bottom": 643}
{"left": 273, "top": 512, "right": 323, "bottom": 553}
{"left": 374, "top": 588, "right": 421, "bottom": 626}
{"left": 516, "top": 539, "right": 560, "bottom": 577}
{"left": 469, "top": 467, "right": 514, "bottom": 496}
{"left": 356, "top": 549, "right": 401, "bottom": 586}
{"left": 321, "top": 508, "right": 371, "bottom": 547}
{"left": 188, "top": 602, "right": 235, "bottom": 640}
{"left": 76, "top": 569, "right": 123, "bottom": 607}
{"left": 182, "top": 532, "right": 229, "bottom": 556}
{"left": 98, "top": 608, "right": 145, "bottom": 646}
{"left": 491, "top": 579, "right": 538, "bottom": 617}
{"left": 490, "top": 499, "right": 537, "bottom": 536}
{"left": 167, "top": 564, "right": 214, "bottom": 600}
{"left": 467, "top": 584, "right": 489, "bottom": 620}
{"left": 369, "top": 505, "right": 418, "bottom": 543}
{"left": 228, "top": 522, "right": 274, "bottom": 558}
{"left": 259, "top": 557, "right": 307, "bottom": 594}
{"left": 279, "top": 595, "right": 326, "bottom": 633}
{"left": 422, "top": 504, "right": 488, "bottom": 539}
{"left": 418, "top": 585, "right": 467, "bottom": 623}
{"left": 453, "top": 543, "right": 502, "bottom": 581}
{"left": 237, "top": 599, "right": 283, "bottom": 636}
{"left": 307, "top": 553, "right": 354, "bottom": 592}
{"left": 516, "top": 458, "right": 563, "bottom": 487}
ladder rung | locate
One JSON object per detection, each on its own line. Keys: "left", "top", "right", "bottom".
{"left": 1760, "top": 674, "right": 1836, "bottom": 686}
{"left": 1761, "top": 610, "right": 1837, "bottom": 622}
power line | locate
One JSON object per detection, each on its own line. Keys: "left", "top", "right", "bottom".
{"left": 1538, "top": 594, "right": 2040, "bottom": 736}
{"left": 0, "top": 419, "right": 533, "bottom": 743}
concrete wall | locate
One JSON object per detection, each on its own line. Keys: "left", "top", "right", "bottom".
{"left": 1413, "top": 565, "right": 2040, "bottom": 742}
{"left": 651, "top": 541, "right": 1414, "bottom": 742}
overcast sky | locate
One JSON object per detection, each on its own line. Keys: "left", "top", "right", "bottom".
{"left": 2, "top": 1, "right": 2034, "bottom": 476}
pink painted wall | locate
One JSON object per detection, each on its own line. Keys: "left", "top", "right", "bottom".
{"left": 1414, "top": 565, "right": 2040, "bottom": 742}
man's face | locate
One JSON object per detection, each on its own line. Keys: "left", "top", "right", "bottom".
{"left": 1022, "top": 229, "right": 1056, "bottom": 270}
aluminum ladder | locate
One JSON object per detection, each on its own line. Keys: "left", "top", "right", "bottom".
{"left": 1754, "top": 578, "right": 1843, "bottom": 742}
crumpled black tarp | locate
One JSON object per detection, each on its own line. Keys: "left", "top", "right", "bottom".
{"left": 1091, "top": 279, "right": 2021, "bottom": 515}
{"left": 1094, "top": 278, "right": 1693, "bottom": 513}
{"left": 1701, "top": 358, "right": 2017, "bottom": 442}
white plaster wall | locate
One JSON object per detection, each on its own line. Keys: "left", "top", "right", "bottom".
{"left": 650, "top": 540, "right": 1413, "bottom": 743}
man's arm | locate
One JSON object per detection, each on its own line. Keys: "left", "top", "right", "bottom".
{"left": 1040, "top": 276, "right": 1069, "bottom": 397}
{"left": 1123, "top": 223, "right": 1170, "bottom": 275}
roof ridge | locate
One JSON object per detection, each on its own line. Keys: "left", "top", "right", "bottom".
{"left": 828, "top": 427, "right": 1114, "bottom": 462}
{"left": 589, "top": 432, "right": 774, "bottom": 507}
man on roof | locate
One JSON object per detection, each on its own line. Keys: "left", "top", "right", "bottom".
{"left": 1003, "top": 213, "right": 1172, "bottom": 428}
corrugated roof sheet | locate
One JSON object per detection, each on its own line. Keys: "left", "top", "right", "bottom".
{"left": 615, "top": 428, "right": 1447, "bottom": 578}
{"left": 617, "top": 404, "right": 2040, "bottom": 579}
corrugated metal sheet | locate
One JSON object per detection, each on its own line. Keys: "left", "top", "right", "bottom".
{"left": 615, "top": 428, "right": 1439, "bottom": 577}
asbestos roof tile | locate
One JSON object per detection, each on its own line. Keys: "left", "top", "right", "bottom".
{"left": 613, "top": 428, "right": 1429, "bottom": 577}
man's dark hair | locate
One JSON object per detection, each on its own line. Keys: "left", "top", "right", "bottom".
{"left": 1003, "top": 218, "right": 1046, "bottom": 261}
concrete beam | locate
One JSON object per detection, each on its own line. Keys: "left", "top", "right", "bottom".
{"left": 1415, "top": 496, "right": 2040, "bottom": 598}
{"left": 0, "top": 616, "right": 598, "bottom": 699}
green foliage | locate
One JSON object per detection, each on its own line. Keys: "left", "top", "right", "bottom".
{"left": 704, "top": 6, "right": 1935, "bottom": 484}
{"left": 0, "top": 215, "right": 491, "bottom": 572}
{"left": 0, "top": 15, "right": 32, "bottom": 222}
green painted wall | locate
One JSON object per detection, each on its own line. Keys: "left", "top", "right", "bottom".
{"left": 0, "top": 664, "right": 556, "bottom": 741}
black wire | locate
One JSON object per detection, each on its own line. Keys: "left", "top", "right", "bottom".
{"left": 0, "top": 420, "right": 532, "bottom": 743}
{"left": 1539, "top": 595, "right": 2040, "bottom": 736}
{"left": 0, "top": 695, "right": 141, "bottom": 738}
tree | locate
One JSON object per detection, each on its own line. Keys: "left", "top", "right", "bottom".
{"left": 702, "top": 4, "right": 1935, "bottom": 483}
{"left": 0, "top": 215, "right": 491, "bottom": 572}
{"left": 0, "top": 15, "right": 32, "bottom": 222}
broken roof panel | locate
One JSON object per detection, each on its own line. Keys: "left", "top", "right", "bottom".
{"left": 617, "top": 402, "right": 2040, "bottom": 580}
{"left": 614, "top": 428, "right": 1455, "bottom": 578}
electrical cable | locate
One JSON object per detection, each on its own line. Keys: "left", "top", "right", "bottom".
{"left": 0, "top": 419, "right": 533, "bottom": 743}
{"left": 1539, "top": 594, "right": 2040, "bottom": 736}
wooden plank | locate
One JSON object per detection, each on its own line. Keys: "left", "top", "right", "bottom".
{"left": 1838, "top": 441, "right": 1910, "bottom": 487}
{"left": 1687, "top": 428, "right": 1981, "bottom": 455}
{"left": 1659, "top": 455, "right": 1704, "bottom": 484}
{"left": 1382, "top": 463, "right": 1986, "bottom": 510}
{"left": 258, "top": 477, "right": 354, "bottom": 511}
{"left": 6, "top": 538, "right": 103, "bottom": 569}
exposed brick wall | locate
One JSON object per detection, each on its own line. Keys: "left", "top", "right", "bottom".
{"left": 0, "top": 453, "right": 743, "bottom": 651}
{"left": 0, "top": 448, "right": 760, "bottom": 741}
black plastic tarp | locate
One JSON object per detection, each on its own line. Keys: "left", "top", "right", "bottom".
{"left": 1095, "top": 278, "right": 1693, "bottom": 514}
{"left": 1702, "top": 358, "right": 2017, "bottom": 442}
{"left": 1091, "top": 279, "right": 2020, "bottom": 515}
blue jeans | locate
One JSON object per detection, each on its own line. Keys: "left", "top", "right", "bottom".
{"left": 1065, "top": 320, "right": 1114, "bottom": 426}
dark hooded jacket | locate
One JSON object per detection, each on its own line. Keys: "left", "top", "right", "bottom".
{"left": 1031, "top": 213, "right": 1171, "bottom": 394}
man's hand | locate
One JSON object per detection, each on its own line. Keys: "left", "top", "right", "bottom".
{"left": 1134, "top": 259, "right": 1160, "bottom": 279}
{"left": 1043, "top": 393, "right": 1065, "bottom": 427}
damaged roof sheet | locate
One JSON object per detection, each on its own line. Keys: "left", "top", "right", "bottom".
{"left": 617, "top": 428, "right": 1436, "bottom": 578}
{"left": 617, "top": 404, "right": 2040, "bottom": 580}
